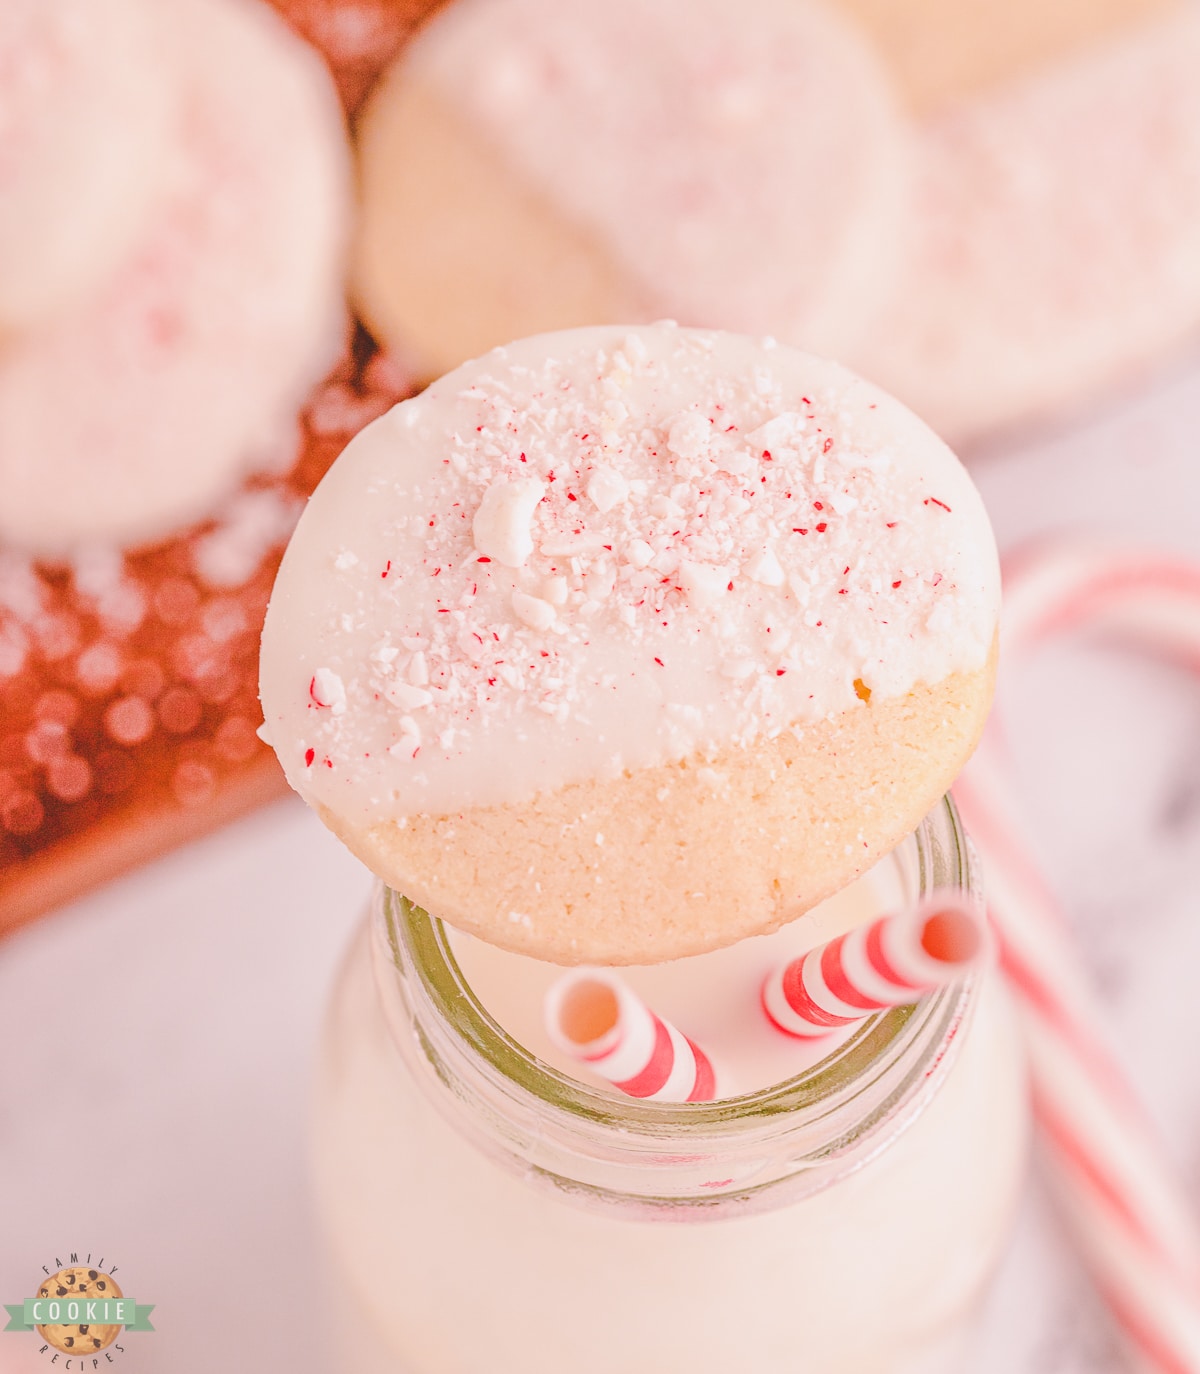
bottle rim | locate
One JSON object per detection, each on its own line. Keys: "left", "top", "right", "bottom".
{"left": 371, "top": 793, "right": 982, "bottom": 1207}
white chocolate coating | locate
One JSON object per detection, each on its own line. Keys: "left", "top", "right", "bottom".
{"left": 0, "top": 0, "right": 175, "bottom": 336}
{"left": 0, "top": 0, "right": 350, "bottom": 556}
{"left": 260, "top": 324, "right": 999, "bottom": 824}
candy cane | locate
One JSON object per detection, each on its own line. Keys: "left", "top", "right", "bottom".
{"left": 954, "top": 540, "right": 1200, "bottom": 1372}
{"left": 762, "top": 893, "right": 986, "bottom": 1038}
{"left": 544, "top": 969, "right": 717, "bottom": 1103}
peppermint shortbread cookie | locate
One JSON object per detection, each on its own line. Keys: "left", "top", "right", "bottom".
{"left": 260, "top": 324, "right": 999, "bottom": 962}
{"left": 0, "top": 0, "right": 350, "bottom": 556}
{"left": 856, "top": 5, "right": 1200, "bottom": 444}
{"left": 353, "top": 0, "right": 907, "bottom": 380}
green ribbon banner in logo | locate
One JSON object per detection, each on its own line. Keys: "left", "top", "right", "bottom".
{"left": 4, "top": 1299, "right": 155, "bottom": 1332}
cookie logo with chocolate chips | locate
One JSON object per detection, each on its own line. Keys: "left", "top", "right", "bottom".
{"left": 36, "top": 1267, "right": 123, "bottom": 1356}
{"left": 4, "top": 1255, "right": 154, "bottom": 1364}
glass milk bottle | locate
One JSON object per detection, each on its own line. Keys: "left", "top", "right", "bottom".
{"left": 313, "top": 798, "right": 1028, "bottom": 1374}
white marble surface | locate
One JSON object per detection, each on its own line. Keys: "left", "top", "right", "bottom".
{"left": 3, "top": 353, "right": 1200, "bottom": 1373}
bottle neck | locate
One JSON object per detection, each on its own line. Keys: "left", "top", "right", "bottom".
{"left": 371, "top": 796, "right": 982, "bottom": 1217}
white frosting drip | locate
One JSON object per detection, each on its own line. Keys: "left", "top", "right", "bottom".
{"left": 259, "top": 324, "right": 999, "bottom": 821}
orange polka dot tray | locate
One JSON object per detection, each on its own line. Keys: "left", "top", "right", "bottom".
{"left": 0, "top": 0, "right": 444, "bottom": 936}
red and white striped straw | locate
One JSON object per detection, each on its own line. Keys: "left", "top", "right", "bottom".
{"left": 762, "top": 893, "right": 986, "bottom": 1038}
{"left": 544, "top": 969, "right": 717, "bottom": 1103}
{"left": 955, "top": 541, "right": 1200, "bottom": 1373}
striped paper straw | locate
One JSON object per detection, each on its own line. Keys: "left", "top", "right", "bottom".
{"left": 544, "top": 969, "right": 717, "bottom": 1103}
{"left": 955, "top": 540, "right": 1200, "bottom": 1373}
{"left": 762, "top": 893, "right": 986, "bottom": 1038}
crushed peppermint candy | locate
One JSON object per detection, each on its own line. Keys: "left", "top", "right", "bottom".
{"left": 310, "top": 667, "right": 347, "bottom": 714}
{"left": 472, "top": 477, "right": 545, "bottom": 566}
{"left": 259, "top": 324, "right": 999, "bottom": 819}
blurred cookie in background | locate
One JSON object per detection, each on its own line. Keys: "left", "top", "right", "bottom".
{"left": 349, "top": 0, "right": 1200, "bottom": 452}
{"left": 858, "top": 4, "right": 1200, "bottom": 443}
{"left": 0, "top": 0, "right": 176, "bottom": 337}
{"left": 353, "top": 0, "right": 909, "bottom": 380}
{"left": 0, "top": 0, "right": 352, "bottom": 557}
